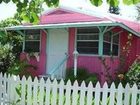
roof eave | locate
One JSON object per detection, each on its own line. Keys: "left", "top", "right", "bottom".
{"left": 2, "top": 21, "right": 140, "bottom": 37}
{"left": 4, "top": 21, "right": 117, "bottom": 31}
{"left": 118, "top": 22, "right": 140, "bottom": 37}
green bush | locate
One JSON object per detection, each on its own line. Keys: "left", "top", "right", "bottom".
{"left": 7, "top": 60, "right": 36, "bottom": 78}
{"left": 65, "top": 68, "right": 98, "bottom": 85}
{"left": 0, "top": 43, "right": 15, "bottom": 73}
{"left": 125, "top": 56, "right": 140, "bottom": 88}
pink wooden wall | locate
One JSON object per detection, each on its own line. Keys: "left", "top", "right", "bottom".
{"left": 67, "top": 27, "right": 140, "bottom": 84}
{"left": 120, "top": 31, "right": 139, "bottom": 71}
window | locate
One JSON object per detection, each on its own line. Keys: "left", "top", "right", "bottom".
{"left": 76, "top": 27, "right": 119, "bottom": 56}
{"left": 77, "top": 27, "right": 99, "bottom": 54}
{"left": 103, "top": 32, "right": 119, "bottom": 56}
{"left": 24, "top": 30, "right": 40, "bottom": 53}
{"left": 103, "top": 32, "right": 111, "bottom": 55}
{"left": 112, "top": 35, "right": 119, "bottom": 56}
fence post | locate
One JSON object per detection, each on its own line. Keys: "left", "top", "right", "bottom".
{"left": 51, "top": 79, "right": 58, "bottom": 105}
{"left": 72, "top": 81, "right": 79, "bottom": 105}
{"left": 39, "top": 78, "right": 45, "bottom": 105}
{"left": 21, "top": 76, "right": 26, "bottom": 105}
{"left": 124, "top": 83, "right": 131, "bottom": 105}
{"left": 95, "top": 82, "right": 101, "bottom": 105}
{"left": 116, "top": 83, "right": 123, "bottom": 105}
{"left": 45, "top": 78, "right": 51, "bottom": 105}
{"left": 58, "top": 80, "right": 65, "bottom": 105}
{"left": 131, "top": 84, "right": 137, "bottom": 105}
{"left": 79, "top": 81, "right": 86, "bottom": 105}
{"left": 86, "top": 82, "right": 93, "bottom": 105}
{"left": 26, "top": 77, "right": 32, "bottom": 105}
{"left": 32, "top": 77, "right": 38, "bottom": 105}
{"left": 102, "top": 82, "right": 108, "bottom": 105}
{"left": 109, "top": 82, "right": 116, "bottom": 105}
{"left": 65, "top": 80, "right": 72, "bottom": 105}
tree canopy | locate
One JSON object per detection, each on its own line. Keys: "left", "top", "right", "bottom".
{"left": 0, "top": 0, "right": 140, "bottom": 24}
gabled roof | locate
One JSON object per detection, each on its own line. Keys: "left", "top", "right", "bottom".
{"left": 40, "top": 7, "right": 111, "bottom": 24}
{"left": 4, "top": 7, "right": 140, "bottom": 37}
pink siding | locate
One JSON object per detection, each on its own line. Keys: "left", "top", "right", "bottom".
{"left": 67, "top": 27, "right": 140, "bottom": 84}
{"left": 67, "top": 28, "right": 119, "bottom": 83}
{"left": 137, "top": 38, "right": 140, "bottom": 55}
{"left": 40, "top": 9, "right": 109, "bottom": 24}
{"left": 120, "top": 31, "right": 139, "bottom": 72}
{"left": 20, "top": 31, "right": 47, "bottom": 77}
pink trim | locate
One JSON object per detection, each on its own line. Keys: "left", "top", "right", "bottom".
{"left": 67, "top": 28, "right": 76, "bottom": 68}
{"left": 38, "top": 31, "right": 47, "bottom": 75}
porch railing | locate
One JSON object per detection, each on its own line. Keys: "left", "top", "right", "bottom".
{"left": 49, "top": 53, "right": 69, "bottom": 79}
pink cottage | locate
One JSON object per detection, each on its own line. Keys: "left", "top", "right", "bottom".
{"left": 6, "top": 7, "right": 140, "bottom": 83}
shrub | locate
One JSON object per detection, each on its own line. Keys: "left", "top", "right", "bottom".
{"left": 0, "top": 43, "right": 15, "bottom": 73}
{"left": 125, "top": 56, "right": 140, "bottom": 88}
{"left": 7, "top": 60, "right": 36, "bottom": 78}
{"left": 65, "top": 68, "right": 98, "bottom": 85}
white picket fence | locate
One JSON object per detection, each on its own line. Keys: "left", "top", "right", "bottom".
{"left": 0, "top": 73, "right": 140, "bottom": 105}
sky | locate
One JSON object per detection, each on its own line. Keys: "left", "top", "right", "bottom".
{"left": 0, "top": 0, "right": 138, "bottom": 21}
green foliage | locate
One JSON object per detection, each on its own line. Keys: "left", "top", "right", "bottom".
{"left": 7, "top": 60, "right": 34, "bottom": 77}
{"left": 0, "top": 17, "right": 23, "bottom": 53}
{"left": 0, "top": 0, "right": 139, "bottom": 24}
{"left": 125, "top": 56, "right": 140, "bottom": 88}
{"left": 123, "top": 0, "right": 140, "bottom": 5}
{"left": 65, "top": 68, "right": 98, "bottom": 85}
{"left": 107, "top": 0, "right": 119, "bottom": 7}
{"left": 0, "top": 18, "right": 23, "bottom": 74}
{"left": 0, "top": 43, "right": 15, "bottom": 73}
{"left": 90, "top": 0, "right": 102, "bottom": 6}
{"left": 45, "top": 0, "right": 59, "bottom": 7}
{"left": 0, "top": 0, "right": 58, "bottom": 24}
{"left": 0, "top": 17, "right": 20, "bottom": 28}
{"left": 0, "top": 31, "right": 23, "bottom": 59}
